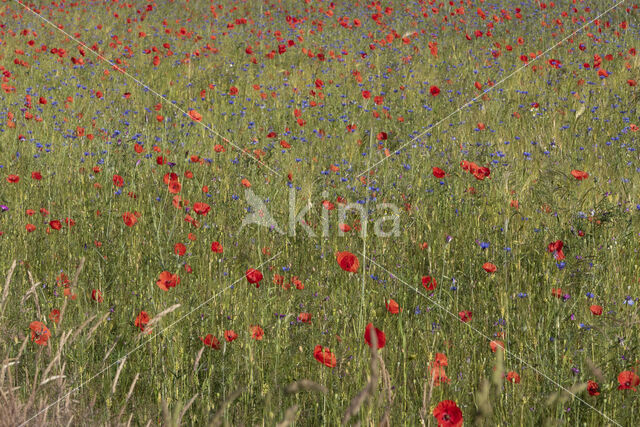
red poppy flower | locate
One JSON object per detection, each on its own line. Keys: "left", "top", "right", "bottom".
{"left": 430, "top": 85, "right": 440, "bottom": 96}
{"left": 458, "top": 311, "right": 472, "bottom": 322}
{"left": 113, "top": 174, "right": 124, "bottom": 187}
{"left": 339, "top": 223, "right": 351, "bottom": 233}
{"left": 188, "top": 110, "right": 202, "bottom": 122}
{"left": 548, "top": 59, "right": 562, "bottom": 69}
{"left": 49, "top": 220, "right": 62, "bottom": 230}
{"left": 481, "top": 262, "right": 497, "bottom": 274}
{"left": 246, "top": 268, "right": 263, "bottom": 287}
{"left": 433, "top": 400, "right": 463, "bottom": 427}
{"left": 434, "top": 352, "right": 448, "bottom": 366}
{"left": 135, "top": 311, "right": 150, "bottom": 332}
{"left": 211, "top": 241, "right": 223, "bottom": 253}
{"left": 590, "top": 305, "right": 602, "bottom": 316}
{"left": 336, "top": 251, "right": 359, "bottom": 273}
{"left": 200, "top": 334, "right": 221, "bottom": 349}
{"left": 224, "top": 330, "right": 238, "bottom": 342}
{"left": 473, "top": 166, "right": 491, "bottom": 180}
{"left": 386, "top": 299, "right": 401, "bottom": 314}
{"left": 322, "top": 200, "right": 335, "bottom": 210}
{"left": 156, "top": 271, "right": 180, "bottom": 291}
{"left": 490, "top": 340, "right": 504, "bottom": 353}
{"left": 571, "top": 170, "right": 589, "bottom": 180}
{"left": 48, "top": 309, "right": 60, "bottom": 324}
{"left": 31, "top": 171, "right": 42, "bottom": 180}
{"left": 552, "top": 288, "right": 563, "bottom": 298}
{"left": 617, "top": 370, "right": 640, "bottom": 391}
{"left": 507, "top": 371, "right": 521, "bottom": 384}
{"left": 547, "top": 240, "right": 565, "bottom": 260}
{"left": 587, "top": 380, "right": 600, "bottom": 396}
{"left": 250, "top": 325, "right": 264, "bottom": 340}
{"left": 422, "top": 275, "right": 437, "bottom": 291}
{"left": 364, "top": 323, "right": 386, "bottom": 349}
{"left": 174, "top": 243, "right": 186, "bottom": 256}
{"left": 229, "top": 86, "right": 238, "bottom": 96}
{"left": 122, "top": 212, "right": 137, "bottom": 227}
{"left": 192, "top": 202, "right": 211, "bottom": 215}
{"left": 297, "top": 312, "right": 312, "bottom": 323}
{"left": 313, "top": 345, "right": 337, "bottom": 368}
{"left": 292, "top": 276, "right": 304, "bottom": 290}
{"left": 429, "top": 353, "right": 450, "bottom": 386}
{"left": 29, "top": 321, "right": 51, "bottom": 346}
{"left": 432, "top": 167, "right": 446, "bottom": 178}
{"left": 91, "top": 289, "right": 103, "bottom": 302}
{"left": 168, "top": 180, "right": 181, "bottom": 194}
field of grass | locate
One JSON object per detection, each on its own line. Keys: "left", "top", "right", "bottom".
{"left": 0, "top": 0, "right": 639, "bottom": 425}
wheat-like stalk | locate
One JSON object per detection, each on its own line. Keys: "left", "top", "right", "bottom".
{"left": 209, "top": 387, "right": 245, "bottom": 427}
{"left": 193, "top": 346, "right": 205, "bottom": 373}
{"left": 585, "top": 357, "right": 605, "bottom": 383}
{"left": 85, "top": 311, "right": 110, "bottom": 342}
{"left": 20, "top": 270, "right": 42, "bottom": 320}
{"left": 103, "top": 340, "right": 119, "bottom": 364}
{"left": 472, "top": 378, "right": 492, "bottom": 425}
{"left": 0, "top": 358, "right": 18, "bottom": 387}
{"left": 69, "top": 315, "right": 96, "bottom": 346}
{"left": 15, "top": 335, "right": 29, "bottom": 365}
{"left": 22, "top": 348, "right": 43, "bottom": 418}
{"left": 70, "top": 257, "right": 85, "bottom": 288}
{"left": 419, "top": 366, "right": 437, "bottom": 426}
{"left": 378, "top": 355, "right": 393, "bottom": 426}
{"left": 145, "top": 304, "right": 181, "bottom": 334}
{"left": 57, "top": 297, "right": 69, "bottom": 328}
{"left": 116, "top": 372, "right": 139, "bottom": 422}
{"left": 39, "top": 375, "right": 66, "bottom": 387}
{"left": 342, "top": 332, "right": 378, "bottom": 425}
{"left": 0, "top": 260, "right": 17, "bottom": 316}
{"left": 177, "top": 393, "right": 198, "bottom": 425}
{"left": 42, "top": 329, "right": 72, "bottom": 380}
{"left": 276, "top": 405, "right": 299, "bottom": 427}
{"left": 111, "top": 356, "right": 127, "bottom": 394}
{"left": 285, "top": 379, "right": 327, "bottom": 394}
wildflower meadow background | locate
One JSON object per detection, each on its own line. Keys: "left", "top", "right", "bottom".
{"left": 0, "top": 0, "right": 639, "bottom": 425}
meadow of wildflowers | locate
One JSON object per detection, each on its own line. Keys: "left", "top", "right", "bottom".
{"left": 0, "top": 0, "right": 639, "bottom": 425}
